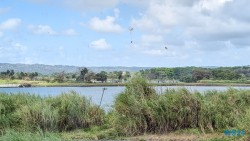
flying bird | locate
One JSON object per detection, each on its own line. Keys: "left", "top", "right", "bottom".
{"left": 129, "top": 27, "right": 134, "bottom": 44}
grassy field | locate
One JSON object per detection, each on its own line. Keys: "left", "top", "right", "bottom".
{"left": 1, "top": 76, "right": 250, "bottom": 140}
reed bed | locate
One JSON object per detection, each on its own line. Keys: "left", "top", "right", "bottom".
{"left": 0, "top": 91, "right": 104, "bottom": 134}
{"left": 112, "top": 76, "right": 250, "bottom": 136}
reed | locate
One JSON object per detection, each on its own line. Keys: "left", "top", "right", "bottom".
{"left": 111, "top": 76, "right": 250, "bottom": 136}
{"left": 0, "top": 91, "right": 104, "bottom": 134}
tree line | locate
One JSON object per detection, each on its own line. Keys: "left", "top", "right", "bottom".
{"left": 2, "top": 66, "right": 250, "bottom": 83}
{"left": 0, "top": 70, "right": 39, "bottom": 80}
{"left": 140, "top": 66, "right": 250, "bottom": 83}
{"left": 45, "top": 68, "right": 131, "bottom": 83}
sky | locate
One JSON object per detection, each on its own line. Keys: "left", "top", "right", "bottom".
{"left": 1, "top": 0, "right": 250, "bottom": 67}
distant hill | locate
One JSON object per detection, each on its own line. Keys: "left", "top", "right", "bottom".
{"left": 0, "top": 63, "right": 152, "bottom": 75}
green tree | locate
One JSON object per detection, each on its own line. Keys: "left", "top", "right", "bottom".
{"left": 29, "top": 72, "right": 39, "bottom": 80}
{"left": 114, "top": 71, "right": 123, "bottom": 82}
{"left": 77, "top": 67, "right": 88, "bottom": 82}
{"left": 19, "top": 72, "right": 25, "bottom": 80}
{"left": 85, "top": 71, "right": 96, "bottom": 82}
{"left": 192, "top": 69, "right": 212, "bottom": 82}
{"left": 108, "top": 72, "right": 116, "bottom": 83}
{"left": 95, "top": 71, "right": 107, "bottom": 83}
{"left": 72, "top": 74, "right": 76, "bottom": 79}
{"left": 123, "top": 71, "right": 131, "bottom": 81}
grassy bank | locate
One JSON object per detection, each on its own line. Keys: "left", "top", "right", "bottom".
{"left": 3, "top": 79, "right": 250, "bottom": 87}
{"left": 111, "top": 77, "right": 250, "bottom": 135}
{"left": 1, "top": 76, "right": 250, "bottom": 140}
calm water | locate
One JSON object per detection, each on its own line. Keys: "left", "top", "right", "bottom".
{"left": 1, "top": 86, "right": 250, "bottom": 110}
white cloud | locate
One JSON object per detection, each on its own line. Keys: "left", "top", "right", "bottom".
{"left": 28, "top": 24, "right": 56, "bottom": 35}
{"left": 88, "top": 15, "right": 123, "bottom": 33}
{"left": 195, "top": 0, "right": 233, "bottom": 11}
{"left": 131, "top": 16, "right": 157, "bottom": 32}
{"left": 185, "top": 18, "right": 250, "bottom": 42}
{"left": 130, "top": 0, "right": 250, "bottom": 51}
{"left": 9, "top": 0, "right": 250, "bottom": 66}
{"left": 89, "top": 39, "right": 111, "bottom": 50}
{"left": 62, "top": 28, "right": 77, "bottom": 36}
{"left": 0, "top": 18, "right": 21, "bottom": 31}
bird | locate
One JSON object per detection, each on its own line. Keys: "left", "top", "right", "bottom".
{"left": 129, "top": 27, "right": 134, "bottom": 44}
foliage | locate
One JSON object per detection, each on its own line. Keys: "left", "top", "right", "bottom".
{"left": 140, "top": 66, "right": 248, "bottom": 83}
{"left": 111, "top": 76, "right": 250, "bottom": 136}
{"left": 53, "top": 71, "right": 65, "bottom": 83}
{"left": 76, "top": 67, "right": 88, "bottom": 82}
{"left": 95, "top": 71, "right": 108, "bottom": 83}
{"left": 0, "top": 91, "right": 104, "bottom": 134}
{"left": 0, "top": 70, "right": 15, "bottom": 79}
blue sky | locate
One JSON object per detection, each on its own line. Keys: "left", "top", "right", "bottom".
{"left": 1, "top": 0, "right": 250, "bottom": 67}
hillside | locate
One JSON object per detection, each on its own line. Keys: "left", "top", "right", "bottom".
{"left": 0, "top": 63, "right": 151, "bottom": 74}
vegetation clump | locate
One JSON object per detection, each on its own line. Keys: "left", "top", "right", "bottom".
{"left": 0, "top": 91, "right": 104, "bottom": 134}
{"left": 111, "top": 76, "right": 250, "bottom": 137}
{"left": 1, "top": 76, "right": 250, "bottom": 140}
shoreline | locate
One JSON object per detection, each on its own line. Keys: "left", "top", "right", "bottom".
{"left": 2, "top": 82, "right": 250, "bottom": 88}
{"left": 32, "top": 82, "right": 250, "bottom": 87}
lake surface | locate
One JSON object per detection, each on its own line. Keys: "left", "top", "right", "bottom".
{"left": 1, "top": 86, "right": 250, "bottom": 110}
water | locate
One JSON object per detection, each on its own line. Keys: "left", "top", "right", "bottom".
{"left": 1, "top": 86, "right": 250, "bottom": 110}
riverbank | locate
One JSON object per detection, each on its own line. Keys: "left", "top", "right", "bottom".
{"left": 2, "top": 81, "right": 250, "bottom": 88}
{"left": 0, "top": 84, "right": 20, "bottom": 88}
{"left": 2, "top": 78, "right": 250, "bottom": 88}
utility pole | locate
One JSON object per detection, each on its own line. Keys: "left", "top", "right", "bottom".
{"left": 99, "top": 87, "right": 107, "bottom": 108}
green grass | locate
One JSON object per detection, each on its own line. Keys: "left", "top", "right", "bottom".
{"left": 0, "top": 91, "right": 104, "bottom": 134}
{"left": 199, "top": 79, "right": 250, "bottom": 84}
{"left": 111, "top": 76, "right": 250, "bottom": 137}
{"left": 1, "top": 76, "right": 250, "bottom": 140}
{"left": 0, "top": 129, "right": 61, "bottom": 141}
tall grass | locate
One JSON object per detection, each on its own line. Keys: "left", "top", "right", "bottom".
{"left": 50, "top": 91, "right": 104, "bottom": 131}
{"left": 112, "top": 76, "right": 250, "bottom": 136}
{"left": 1, "top": 76, "right": 250, "bottom": 139}
{"left": 0, "top": 91, "right": 104, "bottom": 134}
